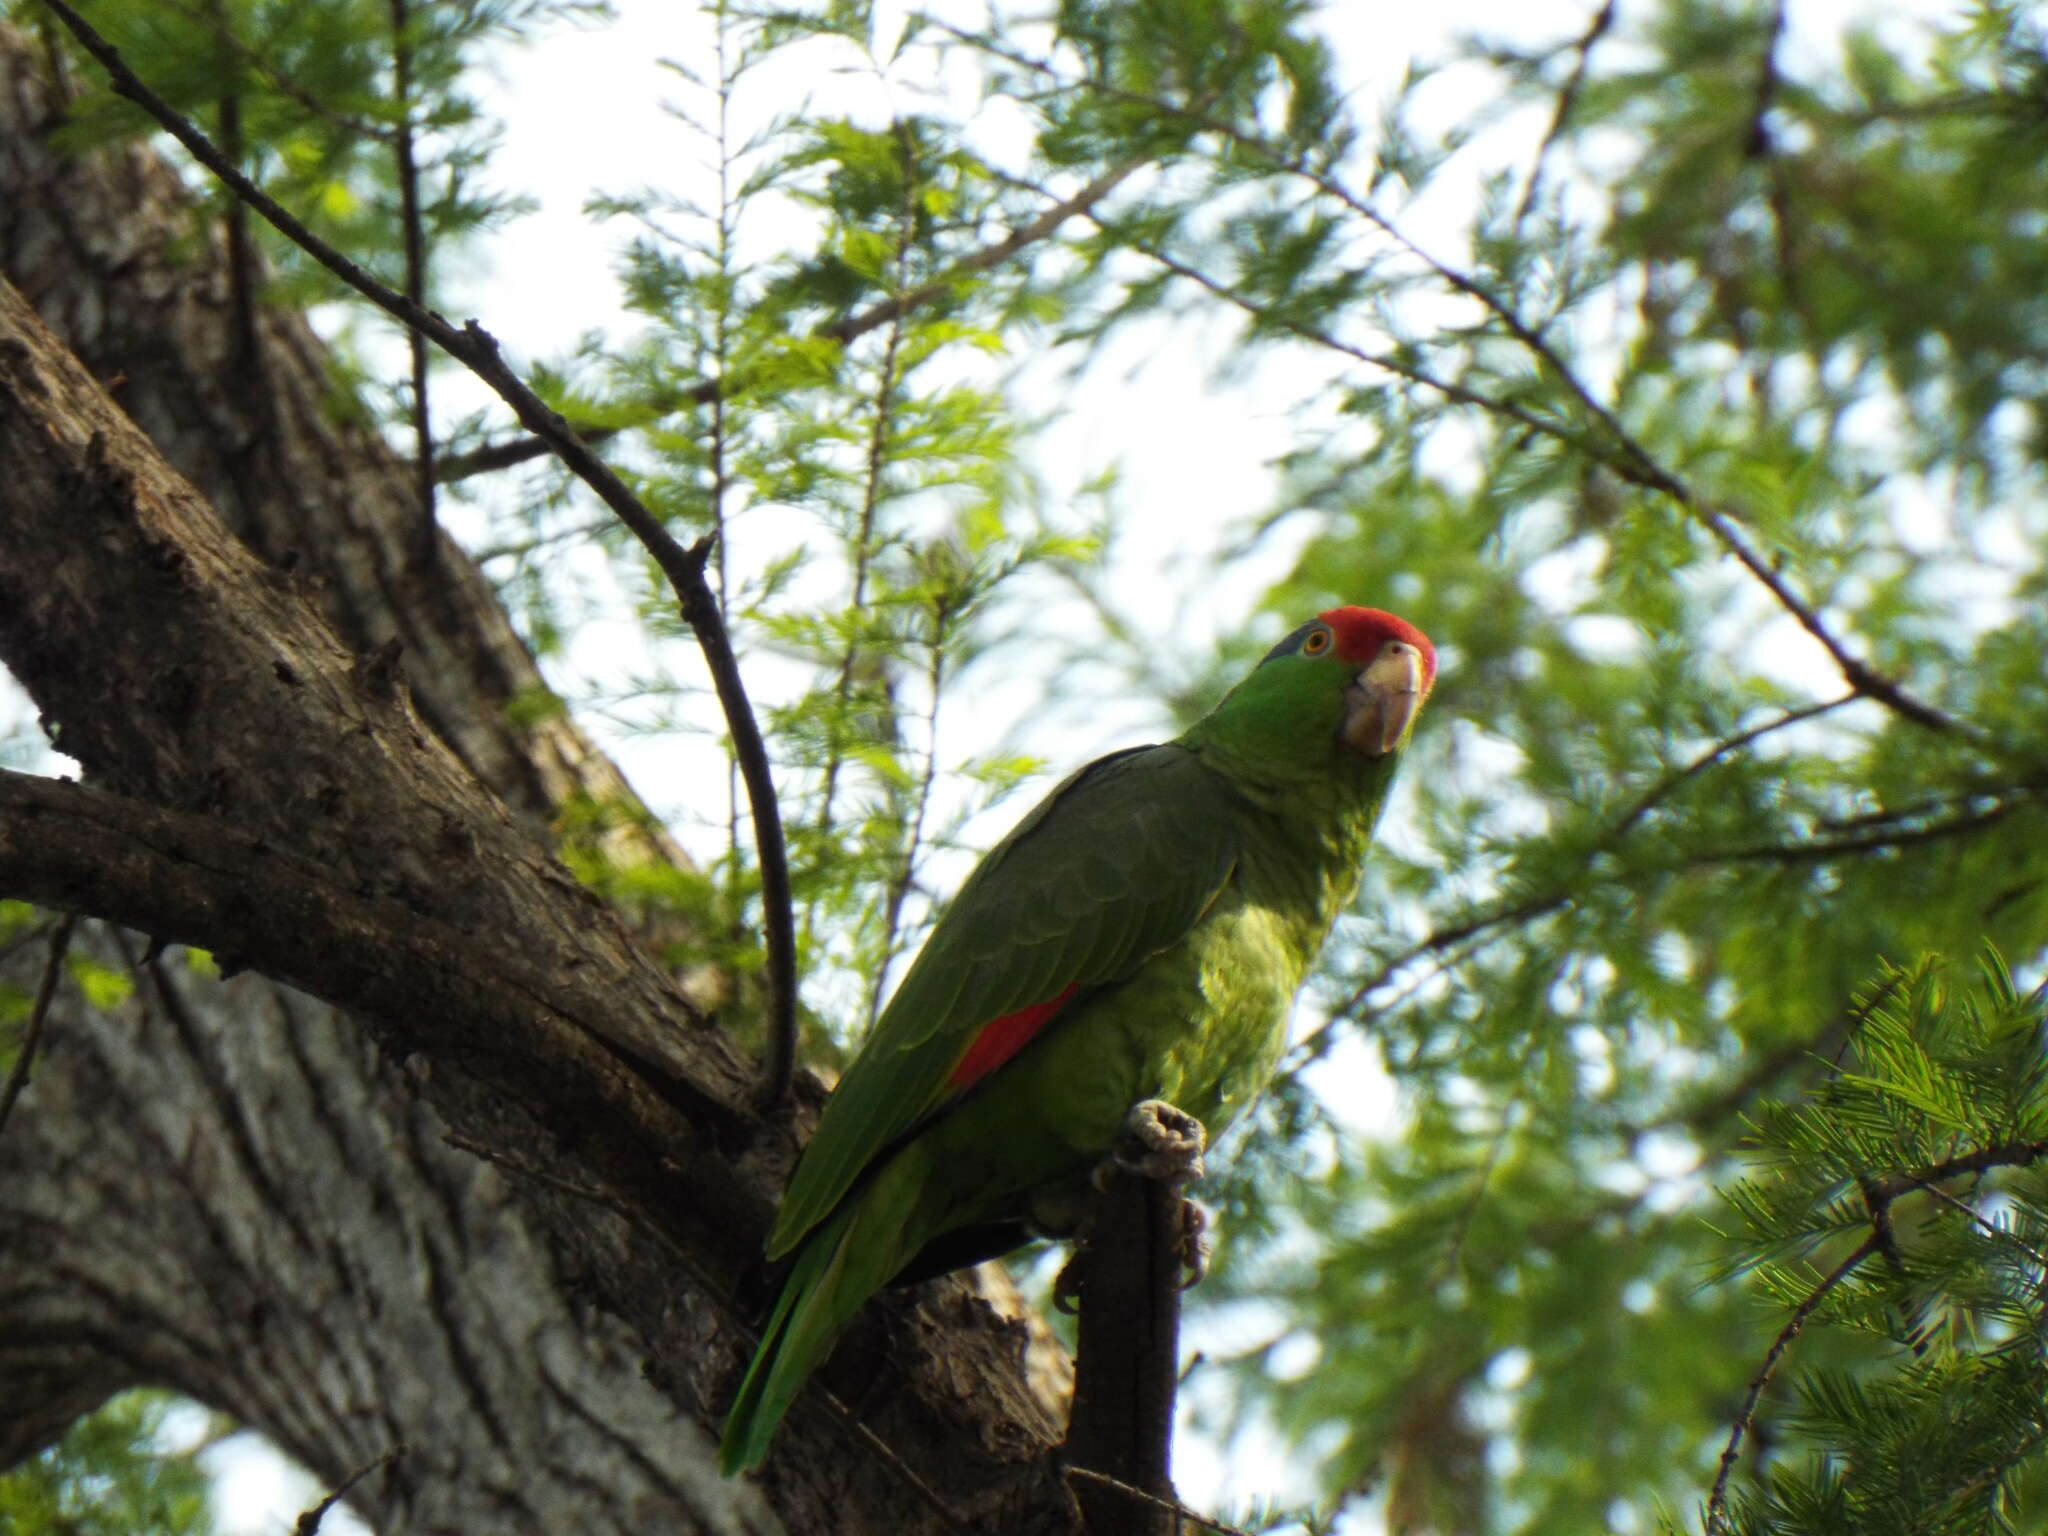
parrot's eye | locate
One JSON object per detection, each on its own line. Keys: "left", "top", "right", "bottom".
{"left": 1302, "top": 628, "right": 1333, "bottom": 656}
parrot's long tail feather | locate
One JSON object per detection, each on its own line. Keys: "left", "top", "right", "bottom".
{"left": 720, "top": 1155, "right": 927, "bottom": 1475}
{"left": 718, "top": 1213, "right": 850, "bottom": 1475}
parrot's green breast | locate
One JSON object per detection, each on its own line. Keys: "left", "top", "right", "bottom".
{"left": 912, "top": 779, "right": 1382, "bottom": 1237}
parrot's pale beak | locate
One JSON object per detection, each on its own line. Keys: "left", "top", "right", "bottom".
{"left": 1342, "top": 641, "right": 1427, "bottom": 757}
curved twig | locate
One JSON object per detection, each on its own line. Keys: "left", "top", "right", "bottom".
{"left": 1703, "top": 1232, "right": 1880, "bottom": 1534}
{"left": 31, "top": 0, "right": 800, "bottom": 1100}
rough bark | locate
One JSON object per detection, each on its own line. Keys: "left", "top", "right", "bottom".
{"left": 2, "top": 919, "right": 779, "bottom": 1534}
{"left": 0, "top": 27, "right": 1074, "bottom": 1535}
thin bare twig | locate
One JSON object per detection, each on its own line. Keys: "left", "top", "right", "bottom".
{"left": 471, "top": 516, "right": 614, "bottom": 565}
{"left": 0, "top": 912, "right": 77, "bottom": 1139}
{"left": 1692, "top": 791, "right": 2026, "bottom": 866}
{"left": 29, "top": 0, "right": 799, "bottom": 1096}
{"left": 387, "top": 0, "right": 437, "bottom": 569}
{"left": 1704, "top": 1232, "right": 1880, "bottom": 1534}
{"left": 1623, "top": 972, "right": 1901, "bottom": 1148}
{"left": 435, "top": 424, "right": 622, "bottom": 482}
{"left": 1742, "top": 0, "right": 1808, "bottom": 340}
{"left": 1131, "top": 242, "right": 1584, "bottom": 444}
{"left": 1742, "top": 0, "right": 1788, "bottom": 159}
{"left": 1917, "top": 1180, "right": 2048, "bottom": 1276}
{"left": 822, "top": 151, "right": 1151, "bottom": 350}
{"left": 1613, "top": 692, "right": 1860, "bottom": 840}
{"left": 205, "top": 0, "right": 260, "bottom": 382}
{"left": 705, "top": 3, "right": 748, "bottom": 995}
{"left": 1063, "top": 1466, "right": 1255, "bottom": 1536}
{"left": 159, "top": 0, "right": 395, "bottom": 142}
{"left": 867, "top": 594, "right": 952, "bottom": 1032}
{"left": 1288, "top": 891, "right": 1568, "bottom": 1072}
{"left": 293, "top": 1443, "right": 405, "bottom": 1535}
{"left": 1511, "top": 0, "right": 1618, "bottom": 233}
{"left": 836, "top": 1414, "right": 977, "bottom": 1536}
{"left": 798, "top": 114, "right": 913, "bottom": 980}
{"left": 0, "top": 916, "right": 57, "bottom": 968}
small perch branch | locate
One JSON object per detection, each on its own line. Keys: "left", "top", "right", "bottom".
{"left": 1064, "top": 1164, "right": 1187, "bottom": 1536}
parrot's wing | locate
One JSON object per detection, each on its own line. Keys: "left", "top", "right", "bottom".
{"left": 768, "top": 742, "right": 1239, "bottom": 1257}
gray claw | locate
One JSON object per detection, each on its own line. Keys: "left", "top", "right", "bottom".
{"left": 1177, "top": 1198, "right": 1212, "bottom": 1289}
{"left": 1112, "top": 1099, "right": 1208, "bottom": 1185}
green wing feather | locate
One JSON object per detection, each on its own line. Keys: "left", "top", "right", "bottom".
{"left": 767, "top": 742, "right": 1239, "bottom": 1258}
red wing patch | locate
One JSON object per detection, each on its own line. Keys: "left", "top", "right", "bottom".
{"left": 947, "top": 984, "right": 1082, "bottom": 1092}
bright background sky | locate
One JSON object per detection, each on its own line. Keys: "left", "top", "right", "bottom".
{"left": 6, "top": 0, "right": 1955, "bottom": 1528}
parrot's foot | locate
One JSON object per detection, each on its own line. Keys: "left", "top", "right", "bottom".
{"left": 1051, "top": 1191, "right": 1211, "bottom": 1308}
{"left": 1105, "top": 1099, "right": 1208, "bottom": 1186}
{"left": 1052, "top": 1101, "right": 1212, "bottom": 1308}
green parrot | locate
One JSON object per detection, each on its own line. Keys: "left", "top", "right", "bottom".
{"left": 720, "top": 604, "right": 1437, "bottom": 1474}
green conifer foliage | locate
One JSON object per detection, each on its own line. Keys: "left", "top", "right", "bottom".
{"left": 11, "top": 0, "right": 2048, "bottom": 1529}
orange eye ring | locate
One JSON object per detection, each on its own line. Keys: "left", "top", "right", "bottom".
{"left": 1303, "top": 628, "right": 1332, "bottom": 656}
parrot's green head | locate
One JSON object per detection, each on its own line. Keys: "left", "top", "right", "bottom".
{"left": 1187, "top": 605, "right": 1437, "bottom": 789}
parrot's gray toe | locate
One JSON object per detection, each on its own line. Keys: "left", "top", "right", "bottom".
{"left": 1113, "top": 1098, "right": 1208, "bottom": 1184}
{"left": 1176, "top": 1197, "right": 1212, "bottom": 1289}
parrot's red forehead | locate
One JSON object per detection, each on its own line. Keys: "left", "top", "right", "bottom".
{"left": 1319, "top": 606, "right": 1437, "bottom": 685}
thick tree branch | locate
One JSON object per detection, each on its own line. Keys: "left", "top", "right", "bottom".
{"left": 0, "top": 270, "right": 742, "bottom": 1113}
{"left": 0, "top": 32, "right": 1079, "bottom": 1525}
{"left": 0, "top": 766, "right": 762, "bottom": 1248}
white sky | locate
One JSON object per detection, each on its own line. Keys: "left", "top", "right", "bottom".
{"left": 2, "top": 0, "right": 1964, "bottom": 1529}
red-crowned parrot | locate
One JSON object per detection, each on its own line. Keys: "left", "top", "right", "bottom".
{"left": 720, "top": 605, "right": 1437, "bottom": 1473}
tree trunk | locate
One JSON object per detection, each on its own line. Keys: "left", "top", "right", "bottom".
{"left": 0, "top": 28, "right": 1072, "bottom": 1535}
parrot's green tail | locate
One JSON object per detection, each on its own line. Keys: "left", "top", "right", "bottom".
{"left": 720, "top": 1156, "right": 926, "bottom": 1475}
